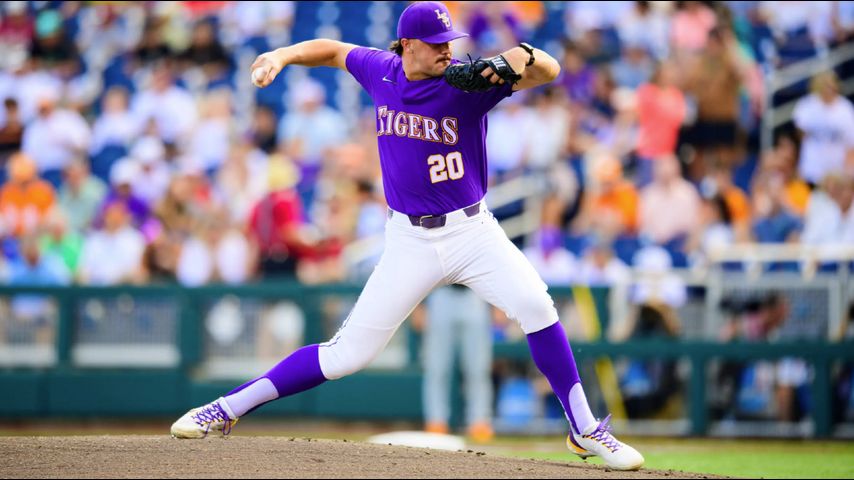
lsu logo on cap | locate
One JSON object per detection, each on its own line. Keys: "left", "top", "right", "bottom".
{"left": 435, "top": 9, "right": 451, "bottom": 29}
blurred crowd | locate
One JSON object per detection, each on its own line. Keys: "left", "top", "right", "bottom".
{"left": 0, "top": 0, "right": 851, "bottom": 296}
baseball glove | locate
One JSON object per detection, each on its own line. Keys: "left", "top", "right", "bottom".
{"left": 444, "top": 54, "right": 522, "bottom": 92}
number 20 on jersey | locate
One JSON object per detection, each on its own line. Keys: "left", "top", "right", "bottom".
{"left": 428, "top": 152, "right": 464, "bottom": 183}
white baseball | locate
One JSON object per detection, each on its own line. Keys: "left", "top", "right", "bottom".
{"left": 252, "top": 67, "right": 268, "bottom": 86}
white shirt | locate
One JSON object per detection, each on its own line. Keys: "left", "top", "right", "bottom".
{"left": 486, "top": 105, "right": 532, "bottom": 173}
{"left": 90, "top": 111, "right": 143, "bottom": 153}
{"left": 79, "top": 226, "right": 146, "bottom": 285}
{"left": 279, "top": 106, "right": 347, "bottom": 165}
{"left": 188, "top": 117, "right": 232, "bottom": 172}
{"left": 131, "top": 161, "right": 172, "bottom": 206}
{"left": 576, "top": 256, "right": 631, "bottom": 287}
{"left": 131, "top": 86, "right": 198, "bottom": 144}
{"left": 523, "top": 247, "right": 577, "bottom": 286}
{"left": 526, "top": 105, "right": 570, "bottom": 170}
{"left": 801, "top": 191, "right": 854, "bottom": 245}
{"left": 22, "top": 109, "right": 92, "bottom": 172}
{"left": 793, "top": 94, "right": 854, "bottom": 185}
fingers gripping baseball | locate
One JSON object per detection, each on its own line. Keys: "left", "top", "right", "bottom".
{"left": 250, "top": 53, "right": 281, "bottom": 88}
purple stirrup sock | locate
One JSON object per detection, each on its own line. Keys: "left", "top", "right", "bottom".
{"left": 527, "top": 321, "right": 593, "bottom": 435}
{"left": 226, "top": 344, "right": 327, "bottom": 415}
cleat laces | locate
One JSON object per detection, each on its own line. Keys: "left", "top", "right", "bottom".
{"left": 191, "top": 402, "right": 236, "bottom": 436}
{"left": 583, "top": 415, "right": 621, "bottom": 453}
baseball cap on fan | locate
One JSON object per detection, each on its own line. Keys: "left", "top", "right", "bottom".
{"left": 397, "top": 1, "right": 468, "bottom": 44}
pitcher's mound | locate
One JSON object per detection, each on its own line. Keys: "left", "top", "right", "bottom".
{"left": 1, "top": 435, "right": 721, "bottom": 478}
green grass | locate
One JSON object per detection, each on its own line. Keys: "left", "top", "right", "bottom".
{"left": 496, "top": 437, "right": 854, "bottom": 479}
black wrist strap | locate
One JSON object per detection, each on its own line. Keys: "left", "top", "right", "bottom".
{"left": 518, "top": 42, "right": 535, "bottom": 67}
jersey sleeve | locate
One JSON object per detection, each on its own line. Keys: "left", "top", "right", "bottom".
{"left": 345, "top": 47, "right": 393, "bottom": 97}
{"left": 470, "top": 82, "right": 514, "bottom": 114}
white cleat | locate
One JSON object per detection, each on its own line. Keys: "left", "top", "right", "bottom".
{"left": 171, "top": 397, "right": 239, "bottom": 439}
{"left": 568, "top": 415, "right": 644, "bottom": 471}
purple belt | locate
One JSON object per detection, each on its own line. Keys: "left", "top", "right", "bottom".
{"left": 392, "top": 203, "right": 482, "bottom": 229}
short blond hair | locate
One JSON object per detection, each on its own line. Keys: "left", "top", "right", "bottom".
{"left": 810, "top": 71, "right": 839, "bottom": 95}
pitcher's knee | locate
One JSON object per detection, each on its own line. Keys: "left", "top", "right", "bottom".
{"left": 513, "top": 292, "right": 559, "bottom": 334}
{"left": 318, "top": 341, "right": 378, "bottom": 380}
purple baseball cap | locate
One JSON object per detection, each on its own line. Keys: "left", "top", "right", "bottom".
{"left": 397, "top": 1, "right": 468, "bottom": 44}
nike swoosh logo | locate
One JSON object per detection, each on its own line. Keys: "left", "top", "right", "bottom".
{"left": 382, "top": 76, "right": 396, "bottom": 84}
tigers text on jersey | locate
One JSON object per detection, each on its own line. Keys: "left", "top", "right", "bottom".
{"left": 346, "top": 47, "right": 513, "bottom": 217}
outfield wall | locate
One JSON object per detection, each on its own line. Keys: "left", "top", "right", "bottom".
{"left": 1, "top": 282, "right": 852, "bottom": 438}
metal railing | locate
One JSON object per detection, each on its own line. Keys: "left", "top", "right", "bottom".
{"left": 761, "top": 42, "right": 854, "bottom": 152}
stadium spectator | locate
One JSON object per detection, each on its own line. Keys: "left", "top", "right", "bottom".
{"left": 6, "top": 233, "right": 69, "bottom": 346}
{"left": 634, "top": 60, "right": 686, "bottom": 186}
{"left": 523, "top": 225, "right": 578, "bottom": 286}
{"left": 750, "top": 169, "right": 803, "bottom": 244}
{"left": 214, "top": 142, "right": 269, "bottom": 225}
{"left": 20, "top": 87, "right": 91, "bottom": 187}
{"left": 610, "top": 42, "right": 654, "bottom": 90}
{"left": 188, "top": 89, "right": 235, "bottom": 174}
{"left": 28, "top": 9, "right": 81, "bottom": 74}
{"left": 0, "top": 2, "right": 34, "bottom": 59}
{"left": 616, "top": 1, "right": 671, "bottom": 61}
{"left": 218, "top": 1, "right": 294, "bottom": 53}
{"left": 639, "top": 154, "right": 702, "bottom": 247}
{"left": 38, "top": 209, "right": 82, "bottom": 276}
{"left": 557, "top": 40, "right": 596, "bottom": 107}
{"left": 687, "top": 193, "right": 738, "bottom": 266}
{"left": 97, "top": 159, "right": 151, "bottom": 231}
{"left": 459, "top": 1, "right": 525, "bottom": 55}
{"left": 575, "top": 152, "right": 639, "bottom": 239}
{"left": 130, "top": 61, "right": 197, "bottom": 146}
{"left": 0, "top": 98, "right": 24, "bottom": 167}
{"left": 278, "top": 78, "right": 347, "bottom": 199}
{"left": 57, "top": 157, "right": 107, "bottom": 235}
{"left": 89, "top": 87, "right": 140, "bottom": 164}
{"left": 577, "top": 237, "right": 632, "bottom": 287}
{"left": 524, "top": 87, "right": 571, "bottom": 173}
{"left": 754, "top": 135, "right": 811, "bottom": 217}
{"left": 345, "top": 178, "right": 387, "bottom": 281}
{"left": 682, "top": 27, "right": 745, "bottom": 182}
{"left": 9, "top": 233, "right": 70, "bottom": 286}
{"left": 129, "top": 136, "right": 172, "bottom": 207}
{"left": 132, "top": 17, "right": 172, "bottom": 68}
{"left": 176, "top": 17, "right": 231, "bottom": 89}
{"left": 703, "top": 166, "right": 752, "bottom": 232}
{"left": 77, "top": 200, "right": 146, "bottom": 285}
{"left": 670, "top": 1, "right": 717, "bottom": 56}
{"left": 247, "top": 157, "right": 311, "bottom": 278}
{"left": 792, "top": 72, "right": 854, "bottom": 187}
{"left": 176, "top": 212, "right": 253, "bottom": 286}
{"left": 485, "top": 95, "right": 530, "bottom": 183}
{"left": 0, "top": 152, "right": 54, "bottom": 237}
{"left": 248, "top": 104, "right": 279, "bottom": 154}
{"left": 801, "top": 172, "right": 854, "bottom": 245}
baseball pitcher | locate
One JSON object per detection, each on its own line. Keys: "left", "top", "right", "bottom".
{"left": 171, "top": 1, "right": 643, "bottom": 471}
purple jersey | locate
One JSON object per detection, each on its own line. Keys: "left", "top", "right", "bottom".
{"left": 346, "top": 47, "right": 513, "bottom": 216}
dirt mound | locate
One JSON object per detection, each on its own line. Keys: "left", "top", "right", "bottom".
{"left": 1, "top": 436, "right": 719, "bottom": 479}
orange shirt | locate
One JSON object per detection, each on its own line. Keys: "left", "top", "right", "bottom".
{"left": 722, "top": 186, "right": 751, "bottom": 226}
{"left": 0, "top": 180, "right": 55, "bottom": 235}
{"left": 593, "top": 182, "right": 639, "bottom": 233}
{"left": 785, "top": 180, "right": 811, "bottom": 217}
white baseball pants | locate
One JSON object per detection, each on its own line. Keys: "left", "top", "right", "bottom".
{"left": 318, "top": 199, "right": 559, "bottom": 380}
